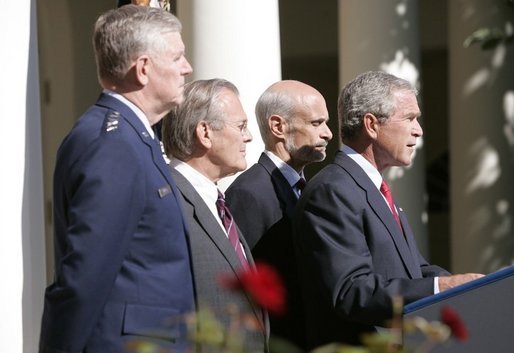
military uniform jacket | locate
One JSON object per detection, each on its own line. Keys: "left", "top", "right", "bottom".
{"left": 39, "top": 93, "right": 195, "bottom": 353}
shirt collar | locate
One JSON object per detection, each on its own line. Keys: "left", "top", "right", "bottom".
{"left": 341, "top": 145, "right": 382, "bottom": 190}
{"left": 103, "top": 89, "right": 155, "bottom": 139}
{"left": 264, "top": 150, "right": 304, "bottom": 187}
{"left": 170, "top": 158, "right": 219, "bottom": 206}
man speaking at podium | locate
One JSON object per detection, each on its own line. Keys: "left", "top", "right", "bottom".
{"left": 293, "top": 71, "right": 483, "bottom": 348}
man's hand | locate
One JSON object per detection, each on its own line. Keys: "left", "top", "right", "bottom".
{"left": 438, "top": 273, "right": 484, "bottom": 292}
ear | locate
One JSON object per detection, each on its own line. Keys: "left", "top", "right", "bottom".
{"left": 363, "top": 113, "right": 379, "bottom": 139}
{"left": 269, "top": 114, "right": 287, "bottom": 140}
{"left": 195, "top": 121, "right": 213, "bottom": 149}
{"left": 134, "top": 55, "right": 151, "bottom": 86}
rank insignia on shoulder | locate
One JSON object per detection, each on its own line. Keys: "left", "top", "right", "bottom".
{"left": 105, "top": 111, "right": 120, "bottom": 132}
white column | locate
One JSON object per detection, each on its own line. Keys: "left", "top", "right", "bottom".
{"left": 338, "top": 0, "right": 429, "bottom": 255}
{"left": 177, "top": 0, "right": 282, "bottom": 190}
{"left": 449, "top": 0, "right": 514, "bottom": 273}
{"left": 0, "top": 0, "right": 46, "bottom": 352}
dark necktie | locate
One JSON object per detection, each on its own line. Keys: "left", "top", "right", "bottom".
{"left": 295, "top": 177, "right": 307, "bottom": 195}
{"left": 216, "top": 190, "right": 249, "bottom": 270}
{"left": 380, "top": 180, "right": 403, "bottom": 232}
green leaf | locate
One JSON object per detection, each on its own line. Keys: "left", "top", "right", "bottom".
{"left": 463, "top": 27, "right": 508, "bottom": 50}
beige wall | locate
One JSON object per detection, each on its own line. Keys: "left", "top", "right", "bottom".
{"left": 38, "top": 0, "right": 112, "bottom": 280}
{"left": 449, "top": 0, "right": 514, "bottom": 273}
{"left": 338, "top": 0, "right": 429, "bottom": 255}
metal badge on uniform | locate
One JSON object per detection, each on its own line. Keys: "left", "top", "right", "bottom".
{"left": 105, "top": 111, "right": 120, "bottom": 132}
{"left": 158, "top": 184, "right": 172, "bottom": 198}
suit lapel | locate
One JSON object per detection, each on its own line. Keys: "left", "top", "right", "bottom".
{"left": 335, "top": 151, "right": 422, "bottom": 278}
{"left": 397, "top": 211, "right": 422, "bottom": 270}
{"left": 258, "top": 153, "right": 298, "bottom": 219}
{"left": 170, "top": 168, "right": 248, "bottom": 272}
{"left": 236, "top": 225, "right": 254, "bottom": 266}
{"left": 170, "top": 169, "right": 266, "bottom": 329}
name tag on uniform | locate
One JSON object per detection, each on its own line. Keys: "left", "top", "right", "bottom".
{"left": 158, "top": 185, "right": 172, "bottom": 198}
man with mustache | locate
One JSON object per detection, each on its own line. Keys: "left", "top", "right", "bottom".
{"left": 226, "top": 80, "right": 333, "bottom": 349}
{"left": 293, "top": 71, "right": 483, "bottom": 348}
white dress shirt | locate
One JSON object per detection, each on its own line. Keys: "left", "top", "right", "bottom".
{"left": 170, "top": 159, "right": 225, "bottom": 232}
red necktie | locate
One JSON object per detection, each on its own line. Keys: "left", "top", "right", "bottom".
{"left": 216, "top": 190, "right": 249, "bottom": 270}
{"left": 380, "top": 180, "right": 403, "bottom": 232}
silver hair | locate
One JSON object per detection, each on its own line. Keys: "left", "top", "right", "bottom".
{"left": 162, "top": 78, "right": 240, "bottom": 161}
{"left": 93, "top": 4, "right": 182, "bottom": 84}
{"left": 255, "top": 86, "right": 297, "bottom": 148}
{"left": 338, "top": 71, "right": 418, "bottom": 142}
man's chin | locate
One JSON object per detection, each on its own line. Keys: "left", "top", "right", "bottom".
{"left": 299, "top": 152, "right": 326, "bottom": 164}
{"left": 172, "top": 96, "right": 184, "bottom": 106}
{"left": 313, "top": 151, "right": 327, "bottom": 161}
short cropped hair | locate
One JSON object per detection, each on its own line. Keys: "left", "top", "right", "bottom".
{"left": 93, "top": 5, "right": 182, "bottom": 84}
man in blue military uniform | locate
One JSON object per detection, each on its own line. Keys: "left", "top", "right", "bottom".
{"left": 39, "top": 5, "right": 195, "bottom": 353}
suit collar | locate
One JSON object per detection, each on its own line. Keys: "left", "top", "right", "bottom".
{"left": 341, "top": 144, "right": 382, "bottom": 189}
{"left": 96, "top": 93, "right": 177, "bottom": 196}
{"left": 262, "top": 150, "right": 303, "bottom": 187}
{"left": 334, "top": 151, "right": 422, "bottom": 278}
{"left": 170, "top": 159, "right": 219, "bottom": 214}
{"left": 258, "top": 153, "right": 298, "bottom": 219}
{"left": 101, "top": 90, "right": 155, "bottom": 139}
{"left": 170, "top": 168, "right": 253, "bottom": 271}
{"left": 96, "top": 93, "right": 153, "bottom": 140}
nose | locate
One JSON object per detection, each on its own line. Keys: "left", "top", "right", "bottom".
{"left": 321, "top": 123, "right": 333, "bottom": 141}
{"left": 243, "top": 127, "right": 253, "bottom": 143}
{"left": 413, "top": 119, "right": 423, "bottom": 137}
{"left": 182, "top": 57, "right": 193, "bottom": 76}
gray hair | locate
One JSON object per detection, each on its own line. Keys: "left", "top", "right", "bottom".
{"left": 93, "top": 4, "right": 182, "bottom": 84}
{"left": 338, "top": 71, "right": 418, "bottom": 142}
{"left": 255, "top": 87, "right": 297, "bottom": 148}
{"left": 162, "top": 78, "right": 240, "bottom": 161}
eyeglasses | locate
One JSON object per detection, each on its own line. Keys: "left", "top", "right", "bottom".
{"left": 223, "top": 120, "right": 250, "bottom": 136}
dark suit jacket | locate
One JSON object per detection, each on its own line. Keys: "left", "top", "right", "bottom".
{"left": 39, "top": 93, "right": 195, "bottom": 353}
{"left": 170, "top": 168, "right": 268, "bottom": 353}
{"left": 293, "top": 150, "right": 450, "bottom": 348}
{"left": 226, "top": 152, "right": 306, "bottom": 349}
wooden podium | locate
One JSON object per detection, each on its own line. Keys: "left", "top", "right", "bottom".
{"left": 403, "top": 265, "right": 514, "bottom": 352}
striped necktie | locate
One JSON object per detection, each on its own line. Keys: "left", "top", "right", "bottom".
{"left": 216, "top": 190, "right": 249, "bottom": 270}
{"left": 295, "top": 177, "right": 307, "bottom": 195}
{"left": 380, "top": 180, "right": 403, "bottom": 233}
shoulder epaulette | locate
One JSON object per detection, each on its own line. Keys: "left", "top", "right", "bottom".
{"left": 104, "top": 111, "right": 120, "bottom": 133}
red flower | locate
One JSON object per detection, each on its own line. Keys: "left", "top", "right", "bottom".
{"left": 441, "top": 306, "right": 468, "bottom": 341}
{"left": 220, "top": 262, "right": 287, "bottom": 316}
